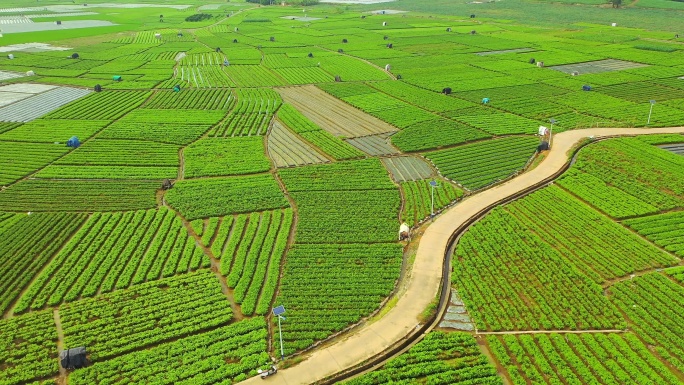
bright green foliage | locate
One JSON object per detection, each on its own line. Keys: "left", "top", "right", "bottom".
{"left": 453, "top": 205, "right": 625, "bottom": 331}
{"left": 277, "top": 104, "right": 364, "bottom": 160}
{"left": 664, "top": 266, "right": 684, "bottom": 282}
{"left": 401, "top": 179, "right": 463, "bottom": 227}
{"left": 624, "top": 211, "right": 684, "bottom": 251}
{"left": 145, "top": 89, "right": 235, "bottom": 110}
{"left": 0, "top": 212, "right": 86, "bottom": 315}
{"left": 165, "top": 174, "right": 289, "bottom": 220}
{"left": 562, "top": 138, "right": 684, "bottom": 212}
{"left": 425, "top": 136, "right": 537, "bottom": 190}
{"left": 45, "top": 90, "right": 151, "bottom": 120}
{"left": 345, "top": 331, "right": 502, "bottom": 385}
{"left": 488, "top": 332, "right": 681, "bottom": 385}
{"left": 16, "top": 207, "right": 210, "bottom": 312}
{"left": 68, "top": 318, "right": 269, "bottom": 385}
{"left": 60, "top": 271, "right": 232, "bottom": 361}
{"left": 0, "top": 311, "right": 58, "bottom": 385}
{"left": 506, "top": 187, "right": 677, "bottom": 284}
{"left": 279, "top": 158, "right": 395, "bottom": 191}
{"left": 100, "top": 121, "right": 213, "bottom": 145}
{"left": 636, "top": 133, "right": 684, "bottom": 145}
{"left": 0, "top": 141, "right": 70, "bottom": 185}
{"left": 0, "top": 119, "right": 109, "bottom": 143}
{"left": 184, "top": 137, "right": 271, "bottom": 178}
{"left": 610, "top": 273, "right": 684, "bottom": 375}
{"left": 0, "top": 180, "right": 159, "bottom": 212}
{"left": 208, "top": 88, "right": 282, "bottom": 137}
{"left": 390, "top": 118, "right": 491, "bottom": 152}
{"left": 276, "top": 243, "right": 402, "bottom": 355}
{"left": 369, "top": 81, "right": 477, "bottom": 113}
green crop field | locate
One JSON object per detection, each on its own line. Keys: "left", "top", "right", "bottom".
{"left": 0, "top": 0, "right": 683, "bottom": 384}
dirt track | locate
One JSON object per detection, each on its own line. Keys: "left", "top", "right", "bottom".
{"left": 277, "top": 85, "right": 397, "bottom": 138}
{"left": 238, "top": 126, "right": 684, "bottom": 385}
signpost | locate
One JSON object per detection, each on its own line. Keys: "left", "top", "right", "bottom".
{"left": 549, "top": 118, "right": 557, "bottom": 148}
{"left": 272, "top": 305, "right": 286, "bottom": 360}
{"left": 429, "top": 180, "right": 439, "bottom": 218}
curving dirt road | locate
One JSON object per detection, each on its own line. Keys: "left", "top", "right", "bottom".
{"left": 240, "top": 126, "right": 684, "bottom": 385}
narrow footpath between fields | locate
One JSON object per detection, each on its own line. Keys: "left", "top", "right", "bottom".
{"left": 239, "top": 126, "right": 684, "bottom": 385}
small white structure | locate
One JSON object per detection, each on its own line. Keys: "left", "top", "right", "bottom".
{"left": 536, "top": 61, "right": 544, "bottom": 67}
{"left": 7, "top": 54, "right": 14, "bottom": 59}
{"left": 154, "top": 33, "right": 161, "bottom": 39}
{"left": 611, "top": 23, "right": 617, "bottom": 27}
{"left": 538, "top": 126, "right": 548, "bottom": 136}
{"left": 26, "top": 70, "right": 35, "bottom": 76}
{"left": 382, "top": 22, "right": 387, "bottom": 26}
{"left": 571, "top": 71, "right": 579, "bottom": 76}
{"left": 399, "top": 222, "right": 410, "bottom": 241}
{"left": 385, "top": 64, "right": 391, "bottom": 71}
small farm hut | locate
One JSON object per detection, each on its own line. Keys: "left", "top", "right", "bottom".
{"left": 154, "top": 33, "right": 161, "bottom": 39}
{"left": 7, "top": 54, "right": 14, "bottom": 59}
{"left": 66, "top": 136, "right": 80, "bottom": 148}
{"left": 396, "top": 74, "right": 402, "bottom": 79}
{"left": 71, "top": 53, "right": 79, "bottom": 59}
{"left": 338, "top": 49, "right": 344, "bottom": 53}
{"left": 56, "top": 20, "right": 62, "bottom": 25}
{"left": 470, "top": 14, "right": 476, "bottom": 18}
{"left": 383, "top": 35, "right": 389, "bottom": 40}
{"left": 582, "top": 85, "right": 592, "bottom": 91}
{"left": 571, "top": 71, "right": 579, "bottom": 76}
{"left": 529, "top": 58, "right": 536, "bottom": 64}
{"left": 335, "top": 75, "right": 342, "bottom": 82}
{"left": 387, "top": 43, "right": 393, "bottom": 48}
{"left": 382, "top": 22, "right": 387, "bottom": 26}
{"left": 173, "top": 85, "right": 181, "bottom": 92}
{"left": 399, "top": 222, "right": 410, "bottom": 241}
{"left": 112, "top": 75, "right": 122, "bottom": 81}
{"left": 470, "top": 30, "right": 476, "bottom": 35}
{"left": 215, "top": 47, "right": 221, "bottom": 53}
{"left": 536, "top": 61, "right": 544, "bottom": 67}
{"left": 60, "top": 347, "right": 87, "bottom": 370}
{"left": 26, "top": 70, "right": 35, "bottom": 76}
{"left": 233, "top": 39, "right": 238, "bottom": 43}
{"left": 223, "top": 59, "right": 230, "bottom": 66}
{"left": 446, "top": 27, "right": 452, "bottom": 32}
{"left": 235, "top": 27, "right": 239, "bottom": 32}
{"left": 342, "top": 38, "right": 348, "bottom": 43}
{"left": 385, "top": 64, "right": 391, "bottom": 71}
{"left": 308, "top": 52, "right": 314, "bottom": 58}
{"left": 482, "top": 97, "right": 490, "bottom": 104}
{"left": 270, "top": 36, "right": 275, "bottom": 42}
{"left": 442, "top": 87, "right": 452, "bottom": 95}
{"left": 177, "top": 32, "right": 183, "bottom": 37}
{"left": 93, "top": 84, "right": 102, "bottom": 92}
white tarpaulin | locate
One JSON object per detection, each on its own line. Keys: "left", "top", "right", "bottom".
{"left": 538, "top": 126, "right": 548, "bottom": 136}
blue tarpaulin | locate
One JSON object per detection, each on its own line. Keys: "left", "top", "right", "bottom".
{"left": 66, "top": 136, "right": 80, "bottom": 148}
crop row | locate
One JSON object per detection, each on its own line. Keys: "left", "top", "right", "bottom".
{"left": 488, "top": 332, "right": 680, "bottom": 385}
{"left": 0, "top": 119, "right": 110, "bottom": 144}
{"left": 184, "top": 137, "right": 271, "bottom": 178}
{"left": 165, "top": 174, "right": 289, "bottom": 220}
{"left": 569, "top": 138, "right": 684, "bottom": 211}
{"left": 506, "top": 186, "right": 677, "bottom": 284}
{"left": 0, "top": 311, "right": 58, "bottom": 385}
{"left": 401, "top": 179, "right": 462, "bottom": 227}
{"left": 209, "top": 88, "right": 282, "bottom": 137}
{"left": 177, "top": 65, "right": 235, "bottom": 88}
{"left": 390, "top": 118, "right": 491, "bottom": 152}
{"left": 624, "top": 211, "right": 684, "bottom": 257}
{"left": 453, "top": 205, "right": 625, "bottom": 331}
{"left": 60, "top": 270, "right": 232, "bottom": 361}
{"left": 69, "top": 317, "right": 269, "bottom": 385}
{"left": 0, "top": 141, "right": 69, "bottom": 186}
{"left": 53, "top": 139, "right": 180, "bottom": 167}
{"left": 345, "top": 331, "right": 502, "bottom": 385}
{"left": 145, "top": 89, "right": 235, "bottom": 110}
{"left": 16, "top": 207, "right": 209, "bottom": 312}
{"left": 425, "top": 136, "right": 537, "bottom": 190}
{"left": 44, "top": 91, "right": 151, "bottom": 121}
{"left": 276, "top": 104, "right": 364, "bottom": 160}
{"left": 609, "top": 273, "right": 684, "bottom": 374}
{"left": 0, "top": 212, "right": 86, "bottom": 316}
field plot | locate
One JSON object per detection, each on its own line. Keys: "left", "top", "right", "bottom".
{"left": 391, "top": 118, "right": 491, "bottom": 152}
{"left": 0, "top": 70, "right": 24, "bottom": 81}
{"left": 276, "top": 104, "right": 364, "bottom": 160}
{"left": 609, "top": 273, "right": 684, "bottom": 375}
{"left": 559, "top": 138, "right": 684, "bottom": 213}
{"left": 488, "top": 332, "right": 680, "bottom": 385}
{"left": 0, "top": 86, "right": 90, "bottom": 122}
{"left": 69, "top": 317, "right": 269, "bottom": 385}
{"left": 15, "top": 207, "right": 209, "bottom": 312}
{"left": 425, "top": 136, "right": 538, "bottom": 190}
{"left": 624, "top": 211, "right": 684, "bottom": 257}
{"left": 210, "top": 209, "right": 293, "bottom": 315}
{"left": 0, "top": 179, "right": 159, "bottom": 212}
{"left": 345, "top": 331, "right": 501, "bottom": 385}
{"left": 382, "top": 155, "right": 434, "bottom": 182}
{"left": 0, "top": 119, "right": 108, "bottom": 143}
{"left": 659, "top": 142, "right": 684, "bottom": 155}
{"left": 60, "top": 271, "right": 232, "bottom": 361}
{"left": 453, "top": 203, "right": 625, "bottom": 332}
{"left": 0, "top": 212, "right": 86, "bottom": 315}
{"left": 0, "top": 142, "right": 70, "bottom": 185}
{"left": 0, "top": 311, "right": 58, "bottom": 385}
{"left": 209, "top": 88, "right": 281, "bottom": 137}
{"left": 268, "top": 120, "right": 330, "bottom": 167}
{"left": 549, "top": 59, "right": 649, "bottom": 75}
{"left": 0, "top": 90, "right": 31, "bottom": 107}
{"left": 145, "top": 89, "right": 234, "bottom": 110}
{"left": 42, "top": 90, "right": 149, "bottom": 121}
{"left": 506, "top": 186, "right": 677, "bottom": 284}
{"left": 166, "top": 174, "right": 289, "bottom": 220}
{"left": 345, "top": 134, "right": 399, "bottom": 156}
{"left": 278, "top": 85, "right": 397, "bottom": 138}
{"left": 401, "top": 179, "right": 463, "bottom": 227}
{"left": 184, "top": 137, "right": 271, "bottom": 178}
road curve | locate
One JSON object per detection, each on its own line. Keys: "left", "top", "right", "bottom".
{"left": 241, "top": 126, "right": 684, "bottom": 385}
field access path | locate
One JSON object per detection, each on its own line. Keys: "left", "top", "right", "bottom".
{"left": 241, "top": 126, "right": 684, "bottom": 385}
